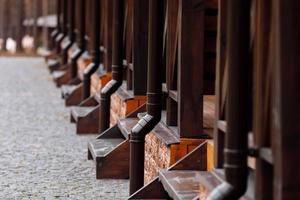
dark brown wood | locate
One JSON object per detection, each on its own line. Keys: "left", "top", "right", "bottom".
{"left": 61, "top": 85, "right": 78, "bottom": 98}
{"left": 99, "top": 0, "right": 124, "bottom": 133}
{"left": 71, "top": 105, "right": 100, "bottom": 134}
{"left": 128, "top": 143, "right": 208, "bottom": 199}
{"left": 69, "top": 0, "right": 86, "bottom": 79}
{"left": 252, "top": 0, "right": 273, "bottom": 199}
{"left": 85, "top": 0, "right": 94, "bottom": 52}
{"left": 149, "top": 122, "right": 180, "bottom": 146}
{"left": 15, "top": 0, "right": 25, "bottom": 52}
{"left": 82, "top": 0, "right": 102, "bottom": 99}
{"left": 63, "top": 84, "right": 83, "bottom": 106}
{"left": 271, "top": 1, "right": 300, "bottom": 199}
{"left": 129, "top": 0, "right": 164, "bottom": 194}
{"left": 170, "top": 142, "right": 207, "bottom": 171}
{"left": 78, "top": 95, "right": 99, "bottom": 107}
{"left": 1, "top": 0, "right": 10, "bottom": 50}
{"left": 159, "top": 170, "right": 205, "bottom": 200}
{"left": 132, "top": 0, "right": 148, "bottom": 95}
{"left": 124, "top": 0, "right": 133, "bottom": 90}
{"left": 221, "top": 0, "right": 251, "bottom": 198}
{"left": 102, "top": 0, "right": 113, "bottom": 72}
{"left": 213, "top": 0, "right": 227, "bottom": 169}
{"left": 160, "top": 0, "right": 217, "bottom": 139}
{"left": 0, "top": 1, "right": 4, "bottom": 44}
{"left": 118, "top": 118, "right": 139, "bottom": 139}
{"left": 88, "top": 138, "right": 129, "bottom": 179}
{"left": 128, "top": 178, "right": 171, "bottom": 199}
{"left": 53, "top": 70, "right": 71, "bottom": 87}
{"left": 164, "top": 0, "right": 179, "bottom": 127}
{"left": 178, "top": 0, "right": 205, "bottom": 138}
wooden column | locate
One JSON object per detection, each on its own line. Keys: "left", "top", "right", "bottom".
{"left": 33, "top": 0, "right": 39, "bottom": 49}
{"left": 103, "top": 0, "right": 113, "bottom": 72}
{"left": 62, "top": 0, "right": 68, "bottom": 37}
{"left": 132, "top": 0, "right": 148, "bottom": 95}
{"left": 272, "top": 1, "right": 300, "bottom": 199}
{"left": 91, "top": 0, "right": 101, "bottom": 66}
{"left": 0, "top": 0, "right": 7, "bottom": 50}
{"left": 253, "top": 0, "right": 273, "bottom": 199}
{"left": 68, "top": 0, "right": 75, "bottom": 44}
{"left": 124, "top": 0, "right": 133, "bottom": 90}
{"left": 78, "top": 0, "right": 86, "bottom": 51}
{"left": 0, "top": 0, "right": 4, "bottom": 41}
{"left": 214, "top": 0, "right": 227, "bottom": 168}
{"left": 178, "top": 0, "right": 205, "bottom": 138}
{"left": 16, "top": 0, "right": 25, "bottom": 52}
{"left": 42, "top": 0, "right": 49, "bottom": 49}
{"left": 165, "top": 0, "right": 179, "bottom": 127}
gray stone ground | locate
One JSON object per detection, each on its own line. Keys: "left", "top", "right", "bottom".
{"left": 0, "top": 57, "right": 129, "bottom": 200}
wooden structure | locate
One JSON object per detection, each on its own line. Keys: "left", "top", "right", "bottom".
{"left": 0, "top": 0, "right": 56, "bottom": 52}
{"left": 2, "top": 0, "right": 300, "bottom": 199}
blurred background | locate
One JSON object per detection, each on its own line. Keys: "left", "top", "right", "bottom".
{"left": 0, "top": 0, "right": 57, "bottom": 54}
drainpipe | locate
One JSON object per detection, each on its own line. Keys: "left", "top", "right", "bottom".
{"left": 61, "top": 0, "right": 75, "bottom": 65}
{"left": 82, "top": 0, "right": 101, "bottom": 99}
{"left": 99, "top": 0, "right": 124, "bottom": 132}
{"left": 129, "top": 0, "right": 164, "bottom": 194}
{"left": 50, "top": 0, "right": 61, "bottom": 49}
{"left": 70, "top": 0, "right": 86, "bottom": 80}
{"left": 207, "top": 0, "right": 250, "bottom": 199}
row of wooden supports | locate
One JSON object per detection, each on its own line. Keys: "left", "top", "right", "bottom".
{"left": 0, "top": 0, "right": 56, "bottom": 53}
{"left": 0, "top": 0, "right": 24, "bottom": 52}
{"left": 43, "top": 0, "right": 300, "bottom": 199}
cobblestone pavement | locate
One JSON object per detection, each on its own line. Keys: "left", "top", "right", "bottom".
{"left": 0, "top": 57, "right": 129, "bottom": 200}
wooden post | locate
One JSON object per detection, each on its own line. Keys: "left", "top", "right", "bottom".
{"left": 62, "top": 0, "right": 68, "bottom": 38}
{"left": 42, "top": 0, "right": 49, "bottom": 49}
{"left": 33, "top": 0, "right": 39, "bottom": 50}
{"left": 69, "top": 0, "right": 86, "bottom": 79}
{"left": 272, "top": 1, "right": 300, "bottom": 199}
{"left": 178, "top": 0, "right": 205, "bottom": 138}
{"left": 0, "top": 0, "right": 4, "bottom": 43}
{"left": 214, "top": 0, "right": 227, "bottom": 168}
{"left": 253, "top": 0, "right": 273, "bottom": 199}
{"left": 103, "top": 0, "right": 113, "bottom": 72}
{"left": 78, "top": 0, "right": 86, "bottom": 51}
{"left": 16, "top": 0, "right": 25, "bottom": 52}
{"left": 49, "top": 0, "right": 61, "bottom": 49}
{"left": 0, "top": 0, "right": 6, "bottom": 50}
{"left": 92, "top": 0, "right": 101, "bottom": 66}
{"left": 82, "top": 0, "right": 102, "bottom": 99}
{"left": 68, "top": 0, "right": 75, "bottom": 44}
{"left": 2, "top": 0, "right": 10, "bottom": 50}
{"left": 124, "top": 0, "right": 133, "bottom": 90}
{"left": 132, "top": 0, "right": 148, "bottom": 95}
